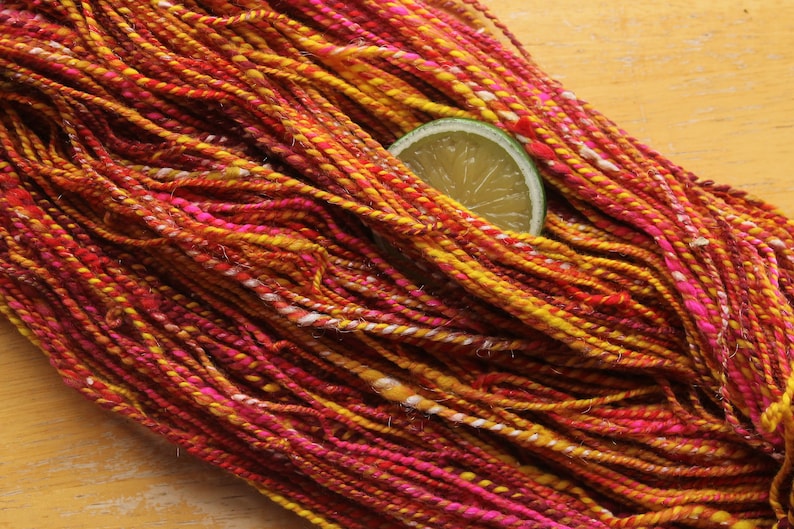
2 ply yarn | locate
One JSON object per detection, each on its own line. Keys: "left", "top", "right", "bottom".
{"left": 1, "top": 1, "right": 792, "bottom": 528}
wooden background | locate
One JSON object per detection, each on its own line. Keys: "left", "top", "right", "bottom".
{"left": 2, "top": 1, "right": 793, "bottom": 527}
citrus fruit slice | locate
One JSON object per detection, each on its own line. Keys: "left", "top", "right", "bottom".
{"left": 389, "top": 118, "right": 546, "bottom": 235}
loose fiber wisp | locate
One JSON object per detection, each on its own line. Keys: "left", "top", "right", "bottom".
{"left": 1, "top": 1, "right": 793, "bottom": 528}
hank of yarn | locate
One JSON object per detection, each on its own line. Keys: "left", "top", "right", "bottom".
{"left": 1, "top": 1, "right": 793, "bottom": 528}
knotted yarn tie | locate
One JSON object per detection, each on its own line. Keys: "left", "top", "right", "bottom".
{"left": 2, "top": 0, "right": 794, "bottom": 528}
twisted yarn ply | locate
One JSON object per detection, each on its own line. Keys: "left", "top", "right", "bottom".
{"left": 1, "top": 1, "right": 793, "bottom": 528}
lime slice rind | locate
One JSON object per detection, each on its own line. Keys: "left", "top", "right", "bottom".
{"left": 388, "top": 118, "right": 546, "bottom": 236}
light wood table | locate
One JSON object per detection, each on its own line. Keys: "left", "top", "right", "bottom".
{"left": 2, "top": 1, "right": 793, "bottom": 527}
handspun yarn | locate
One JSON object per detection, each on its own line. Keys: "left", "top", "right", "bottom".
{"left": 1, "top": 0, "right": 793, "bottom": 528}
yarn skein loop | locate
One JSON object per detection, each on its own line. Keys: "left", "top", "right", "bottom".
{"left": 1, "top": 1, "right": 792, "bottom": 528}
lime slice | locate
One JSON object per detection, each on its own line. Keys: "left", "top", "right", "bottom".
{"left": 389, "top": 118, "right": 546, "bottom": 235}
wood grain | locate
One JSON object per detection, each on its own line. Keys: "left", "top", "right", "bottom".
{"left": 492, "top": 0, "right": 794, "bottom": 213}
{"left": 2, "top": 1, "right": 793, "bottom": 527}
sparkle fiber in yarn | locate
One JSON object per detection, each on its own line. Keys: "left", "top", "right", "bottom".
{"left": 1, "top": 1, "right": 792, "bottom": 528}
